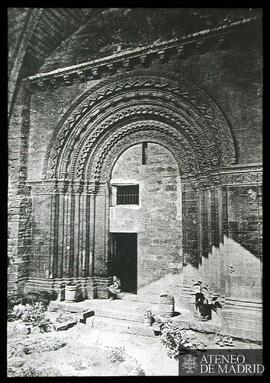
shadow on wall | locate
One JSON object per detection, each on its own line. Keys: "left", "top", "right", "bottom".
{"left": 227, "top": 223, "right": 262, "bottom": 260}
{"left": 221, "top": 235, "right": 262, "bottom": 300}
{"left": 128, "top": 227, "right": 262, "bottom": 305}
{"left": 184, "top": 234, "right": 262, "bottom": 302}
{"left": 227, "top": 186, "right": 262, "bottom": 260}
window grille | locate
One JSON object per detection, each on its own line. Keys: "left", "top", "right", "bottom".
{"left": 116, "top": 185, "right": 139, "bottom": 205}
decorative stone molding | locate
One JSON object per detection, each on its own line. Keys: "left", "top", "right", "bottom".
{"left": 26, "top": 276, "right": 114, "bottom": 300}
{"left": 86, "top": 121, "right": 197, "bottom": 184}
{"left": 28, "top": 180, "right": 100, "bottom": 195}
{"left": 28, "top": 181, "right": 56, "bottom": 194}
{"left": 215, "top": 169, "right": 262, "bottom": 185}
{"left": 72, "top": 102, "right": 209, "bottom": 179}
{"left": 181, "top": 164, "right": 262, "bottom": 191}
{"left": 43, "top": 73, "right": 235, "bottom": 181}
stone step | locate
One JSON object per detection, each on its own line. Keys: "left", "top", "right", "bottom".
{"left": 117, "top": 293, "right": 160, "bottom": 304}
{"left": 48, "top": 299, "right": 156, "bottom": 323}
{"left": 88, "top": 315, "right": 157, "bottom": 337}
{"left": 92, "top": 307, "right": 145, "bottom": 323}
{"left": 48, "top": 298, "right": 185, "bottom": 323}
{"left": 48, "top": 301, "right": 94, "bottom": 323}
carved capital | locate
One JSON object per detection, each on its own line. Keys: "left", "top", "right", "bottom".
{"left": 56, "top": 180, "right": 69, "bottom": 194}
{"left": 29, "top": 181, "right": 56, "bottom": 194}
{"left": 87, "top": 181, "right": 99, "bottom": 195}
{"left": 72, "top": 181, "right": 85, "bottom": 194}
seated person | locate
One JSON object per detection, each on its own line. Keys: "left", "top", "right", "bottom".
{"left": 107, "top": 276, "right": 121, "bottom": 300}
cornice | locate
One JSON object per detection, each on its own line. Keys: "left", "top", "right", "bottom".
{"left": 23, "top": 16, "right": 259, "bottom": 90}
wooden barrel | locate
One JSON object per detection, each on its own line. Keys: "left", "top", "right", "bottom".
{"left": 159, "top": 294, "right": 175, "bottom": 317}
{"left": 65, "top": 285, "right": 77, "bottom": 302}
{"left": 144, "top": 309, "right": 152, "bottom": 327}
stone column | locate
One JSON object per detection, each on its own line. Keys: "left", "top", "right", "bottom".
{"left": 181, "top": 180, "right": 201, "bottom": 306}
{"left": 92, "top": 182, "right": 111, "bottom": 298}
{"left": 86, "top": 190, "right": 96, "bottom": 298}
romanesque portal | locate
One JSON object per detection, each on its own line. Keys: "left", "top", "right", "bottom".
{"left": 8, "top": 9, "right": 262, "bottom": 342}
{"left": 28, "top": 74, "right": 236, "bottom": 291}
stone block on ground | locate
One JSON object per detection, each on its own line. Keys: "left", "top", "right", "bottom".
{"left": 54, "top": 320, "right": 78, "bottom": 331}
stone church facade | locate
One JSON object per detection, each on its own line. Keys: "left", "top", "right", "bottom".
{"left": 8, "top": 9, "right": 262, "bottom": 341}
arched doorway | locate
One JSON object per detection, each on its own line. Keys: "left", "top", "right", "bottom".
{"left": 28, "top": 72, "right": 236, "bottom": 303}
{"left": 109, "top": 142, "right": 182, "bottom": 301}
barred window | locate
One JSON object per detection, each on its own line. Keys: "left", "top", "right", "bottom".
{"left": 117, "top": 185, "right": 139, "bottom": 205}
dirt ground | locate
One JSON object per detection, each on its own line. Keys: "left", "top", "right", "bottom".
{"left": 7, "top": 320, "right": 261, "bottom": 377}
{"left": 7, "top": 322, "right": 177, "bottom": 376}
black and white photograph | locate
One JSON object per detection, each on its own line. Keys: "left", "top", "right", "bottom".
{"left": 7, "top": 7, "right": 263, "bottom": 377}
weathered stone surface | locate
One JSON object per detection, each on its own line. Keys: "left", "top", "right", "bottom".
{"left": 8, "top": 11, "right": 262, "bottom": 341}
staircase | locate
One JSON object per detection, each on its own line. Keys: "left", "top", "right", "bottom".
{"left": 89, "top": 298, "right": 160, "bottom": 337}
{"left": 48, "top": 293, "right": 221, "bottom": 337}
{"left": 49, "top": 294, "right": 163, "bottom": 337}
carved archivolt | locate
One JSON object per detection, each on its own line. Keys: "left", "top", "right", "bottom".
{"left": 86, "top": 121, "right": 197, "bottom": 181}
{"left": 43, "top": 71, "right": 236, "bottom": 181}
{"left": 73, "top": 103, "right": 208, "bottom": 179}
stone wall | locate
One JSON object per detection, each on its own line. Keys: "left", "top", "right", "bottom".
{"left": 29, "top": 193, "right": 52, "bottom": 279}
{"left": 145, "top": 26, "right": 262, "bottom": 165}
{"left": 8, "top": 85, "right": 32, "bottom": 292}
{"left": 27, "top": 80, "right": 101, "bottom": 182}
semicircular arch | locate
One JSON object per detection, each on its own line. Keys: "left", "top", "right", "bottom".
{"left": 43, "top": 71, "right": 236, "bottom": 181}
